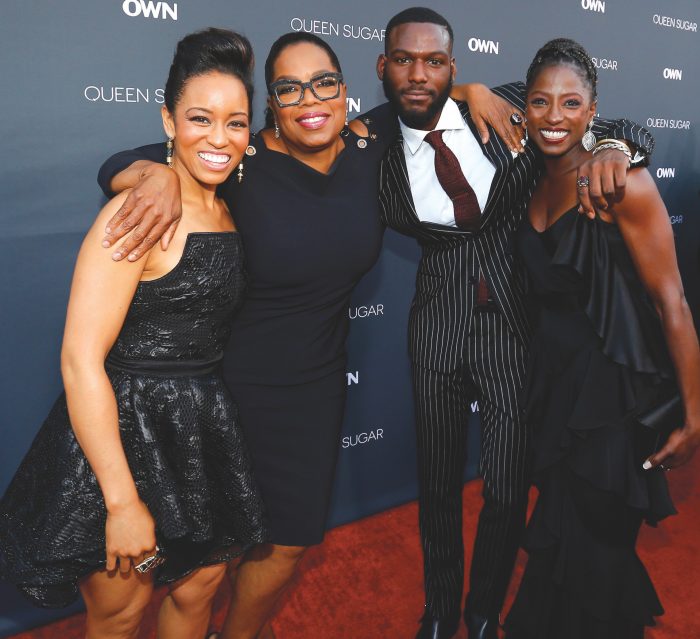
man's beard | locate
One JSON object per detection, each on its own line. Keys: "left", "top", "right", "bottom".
{"left": 382, "top": 75, "right": 452, "bottom": 129}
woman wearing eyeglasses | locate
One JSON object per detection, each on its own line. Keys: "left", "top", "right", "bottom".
{"left": 209, "top": 32, "right": 386, "bottom": 638}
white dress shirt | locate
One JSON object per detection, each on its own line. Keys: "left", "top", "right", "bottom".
{"left": 399, "top": 98, "right": 496, "bottom": 227}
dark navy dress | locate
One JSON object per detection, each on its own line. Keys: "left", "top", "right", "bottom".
{"left": 0, "top": 233, "right": 268, "bottom": 607}
{"left": 220, "top": 131, "right": 385, "bottom": 545}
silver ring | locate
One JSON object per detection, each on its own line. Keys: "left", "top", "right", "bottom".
{"left": 134, "top": 546, "right": 165, "bottom": 574}
{"left": 576, "top": 175, "right": 590, "bottom": 189}
{"left": 510, "top": 113, "right": 523, "bottom": 126}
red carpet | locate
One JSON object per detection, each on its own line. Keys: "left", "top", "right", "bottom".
{"left": 10, "top": 461, "right": 699, "bottom": 639}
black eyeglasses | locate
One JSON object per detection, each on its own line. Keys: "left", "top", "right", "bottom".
{"left": 268, "top": 72, "right": 344, "bottom": 107}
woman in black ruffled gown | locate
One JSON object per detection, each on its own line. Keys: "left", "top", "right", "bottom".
{"left": 505, "top": 39, "right": 700, "bottom": 639}
{"left": 0, "top": 29, "right": 267, "bottom": 638}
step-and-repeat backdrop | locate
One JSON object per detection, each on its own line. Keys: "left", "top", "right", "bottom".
{"left": 1, "top": 0, "right": 698, "bottom": 634}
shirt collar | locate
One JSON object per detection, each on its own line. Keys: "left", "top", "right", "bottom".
{"left": 399, "top": 98, "right": 466, "bottom": 156}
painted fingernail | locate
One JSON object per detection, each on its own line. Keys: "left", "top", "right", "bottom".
{"left": 128, "top": 254, "right": 137, "bottom": 261}
{"left": 105, "top": 227, "right": 111, "bottom": 234}
{"left": 102, "top": 240, "right": 111, "bottom": 248}
{"left": 112, "top": 252, "right": 122, "bottom": 260}
{"left": 642, "top": 460, "right": 653, "bottom": 470}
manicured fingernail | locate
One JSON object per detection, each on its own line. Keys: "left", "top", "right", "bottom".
{"left": 642, "top": 460, "right": 653, "bottom": 470}
{"left": 102, "top": 240, "right": 111, "bottom": 248}
{"left": 112, "top": 252, "right": 121, "bottom": 260}
{"left": 128, "top": 254, "right": 137, "bottom": 261}
{"left": 105, "top": 227, "right": 111, "bottom": 234}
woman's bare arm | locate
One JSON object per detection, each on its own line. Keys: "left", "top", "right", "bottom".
{"left": 62, "top": 192, "right": 157, "bottom": 571}
{"left": 610, "top": 168, "right": 700, "bottom": 469}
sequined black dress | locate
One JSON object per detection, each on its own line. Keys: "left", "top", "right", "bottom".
{"left": 504, "top": 209, "right": 678, "bottom": 639}
{"left": 0, "top": 232, "right": 267, "bottom": 608}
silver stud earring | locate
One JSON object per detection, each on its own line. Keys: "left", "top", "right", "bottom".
{"left": 166, "top": 137, "right": 174, "bottom": 167}
{"left": 581, "top": 119, "right": 596, "bottom": 151}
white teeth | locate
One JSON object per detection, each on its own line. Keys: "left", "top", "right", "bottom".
{"left": 540, "top": 130, "right": 568, "bottom": 140}
{"left": 198, "top": 152, "right": 230, "bottom": 164}
{"left": 300, "top": 116, "right": 326, "bottom": 124}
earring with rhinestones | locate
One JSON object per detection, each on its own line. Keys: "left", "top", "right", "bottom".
{"left": 166, "top": 137, "right": 174, "bottom": 167}
{"left": 237, "top": 144, "right": 256, "bottom": 183}
{"left": 274, "top": 120, "right": 280, "bottom": 139}
{"left": 581, "top": 119, "right": 596, "bottom": 151}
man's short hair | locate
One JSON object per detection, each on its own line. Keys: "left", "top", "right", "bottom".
{"left": 385, "top": 7, "right": 454, "bottom": 53}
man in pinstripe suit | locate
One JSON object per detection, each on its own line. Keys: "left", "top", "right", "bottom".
{"left": 369, "top": 8, "right": 653, "bottom": 639}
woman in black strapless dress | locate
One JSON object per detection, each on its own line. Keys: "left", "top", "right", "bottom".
{"left": 0, "top": 29, "right": 266, "bottom": 639}
{"left": 505, "top": 40, "right": 700, "bottom": 639}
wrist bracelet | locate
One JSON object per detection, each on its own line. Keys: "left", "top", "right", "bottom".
{"left": 592, "top": 139, "right": 633, "bottom": 165}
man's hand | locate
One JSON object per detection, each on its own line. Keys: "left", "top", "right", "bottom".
{"left": 451, "top": 83, "right": 526, "bottom": 154}
{"left": 102, "top": 163, "right": 182, "bottom": 262}
{"left": 576, "top": 148, "right": 630, "bottom": 219}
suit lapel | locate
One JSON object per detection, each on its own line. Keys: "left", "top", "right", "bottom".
{"left": 388, "top": 134, "right": 423, "bottom": 227}
{"left": 457, "top": 101, "right": 512, "bottom": 229}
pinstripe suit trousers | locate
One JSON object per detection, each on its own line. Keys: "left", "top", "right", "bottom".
{"left": 412, "top": 306, "right": 530, "bottom": 618}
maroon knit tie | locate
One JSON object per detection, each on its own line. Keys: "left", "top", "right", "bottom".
{"left": 424, "top": 129, "right": 481, "bottom": 231}
{"left": 424, "top": 130, "right": 492, "bottom": 307}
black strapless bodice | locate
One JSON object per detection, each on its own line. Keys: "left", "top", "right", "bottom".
{"left": 109, "top": 232, "right": 245, "bottom": 365}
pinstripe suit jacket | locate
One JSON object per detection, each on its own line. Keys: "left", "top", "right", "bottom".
{"left": 377, "top": 82, "right": 653, "bottom": 373}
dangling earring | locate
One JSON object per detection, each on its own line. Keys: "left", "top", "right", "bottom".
{"left": 237, "top": 144, "right": 256, "bottom": 183}
{"left": 274, "top": 120, "right": 280, "bottom": 139}
{"left": 522, "top": 126, "right": 529, "bottom": 146}
{"left": 581, "top": 120, "right": 596, "bottom": 151}
{"left": 166, "top": 137, "right": 174, "bottom": 167}
{"left": 344, "top": 110, "right": 349, "bottom": 127}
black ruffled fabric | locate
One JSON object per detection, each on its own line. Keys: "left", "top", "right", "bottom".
{"left": 505, "top": 209, "right": 678, "bottom": 639}
{"left": 0, "top": 233, "right": 268, "bottom": 608}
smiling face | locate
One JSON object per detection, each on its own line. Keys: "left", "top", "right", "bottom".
{"left": 526, "top": 63, "right": 597, "bottom": 158}
{"left": 161, "top": 70, "right": 250, "bottom": 187}
{"left": 377, "top": 22, "right": 455, "bottom": 130}
{"left": 268, "top": 41, "right": 347, "bottom": 154}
